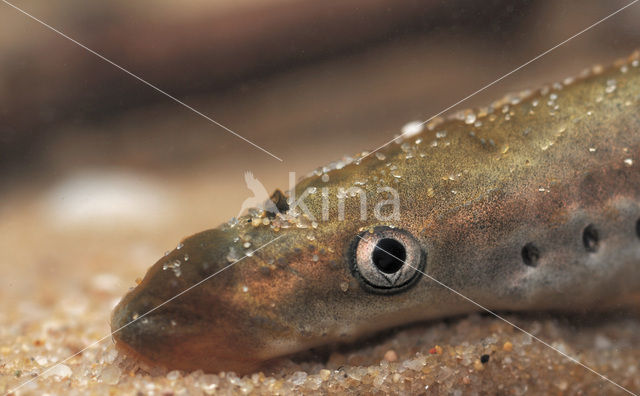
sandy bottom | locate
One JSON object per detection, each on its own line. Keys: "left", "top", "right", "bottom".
{"left": 1, "top": 306, "right": 639, "bottom": 395}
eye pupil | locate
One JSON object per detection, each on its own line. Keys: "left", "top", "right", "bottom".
{"left": 351, "top": 227, "right": 424, "bottom": 294}
{"left": 372, "top": 238, "right": 406, "bottom": 274}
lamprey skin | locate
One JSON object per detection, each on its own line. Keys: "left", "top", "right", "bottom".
{"left": 111, "top": 52, "right": 640, "bottom": 374}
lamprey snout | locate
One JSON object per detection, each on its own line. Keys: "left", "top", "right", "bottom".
{"left": 111, "top": 229, "right": 291, "bottom": 373}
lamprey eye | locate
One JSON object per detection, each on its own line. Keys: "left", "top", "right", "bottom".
{"left": 350, "top": 226, "right": 425, "bottom": 294}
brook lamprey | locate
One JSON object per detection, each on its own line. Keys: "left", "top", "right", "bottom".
{"left": 112, "top": 52, "right": 640, "bottom": 374}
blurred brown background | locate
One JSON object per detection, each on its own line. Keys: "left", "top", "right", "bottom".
{"left": 1, "top": 0, "right": 640, "bottom": 320}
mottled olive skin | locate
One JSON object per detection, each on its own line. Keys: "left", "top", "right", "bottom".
{"left": 112, "top": 52, "right": 640, "bottom": 374}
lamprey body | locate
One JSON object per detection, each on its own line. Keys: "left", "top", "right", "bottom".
{"left": 112, "top": 53, "right": 640, "bottom": 374}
